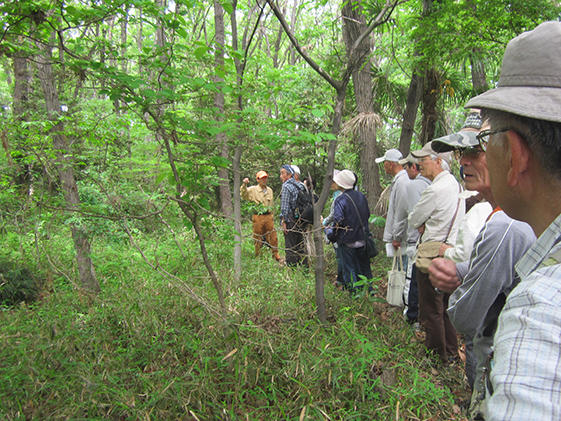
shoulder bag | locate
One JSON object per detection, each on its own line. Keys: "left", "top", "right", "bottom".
{"left": 415, "top": 184, "right": 462, "bottom": 273}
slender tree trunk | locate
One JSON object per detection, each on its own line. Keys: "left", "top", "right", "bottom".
{"left": 342, "top": 0, "right": 382, "bottom": 210}
{"left": 35, "top": 43, "right": 99, "bottom": 293}
{"left": 398, "top": 71, "right": 423, "bottom": 154}
{"left": 137, "top": 8, "right": 143, "bottom": 75}
{"left": 11, "top": 48, "right": 31, "bottom": 181}
{"left": 213, "top": 0, "right": 233, "bottom": 217}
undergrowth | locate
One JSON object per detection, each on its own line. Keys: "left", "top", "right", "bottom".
{"left": 0, "top": 222, "right": 468, "bottom": 420}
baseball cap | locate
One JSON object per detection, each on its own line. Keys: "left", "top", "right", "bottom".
{"left": 411, "top": 141, "right": 453, "bottom": 167}
{"left": 375, "top": 148, "right": 403, "bottom": 164}
{"left": 256, "top": 170, "right": 268, "bottom": 179}
{"left": 398, "top": 153, "right": 417, "bottom": 166}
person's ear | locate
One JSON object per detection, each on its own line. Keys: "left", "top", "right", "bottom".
{"left": 505, "top": 130, "right": 531, "bottom": 188}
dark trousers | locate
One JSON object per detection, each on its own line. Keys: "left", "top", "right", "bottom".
{"left": 406, "top": 264, "right": 419, "bottom": 323}
{"left": 417, "top": 269, "right": 458, "bottom": 362}
{"left": 339, "top": 244, "right": 372, "bottom": 292}
{"left": 284, "top": 221, "right": 306, "bottom": 267}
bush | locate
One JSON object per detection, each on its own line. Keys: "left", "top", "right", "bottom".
{"left": 0, "top": 258, "right": 40, "bottom": 306}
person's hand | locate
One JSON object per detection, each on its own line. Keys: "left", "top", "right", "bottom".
{"left": 392, "top": 240, "right": 401, "bottom": 249}
{"left": 439, "top": 243, "right": 452, "bottom": 256}
{"left": 428, "top": 258, "right": 460, "bottom": 293}
{"left": 243, "top": 177, "right": 250, "bottom": 184}
{"left": 417, "top": 224, "right": 425, "bottom": 235}
{"left": 282, "top": 221, "right": 287, "bottom": 234}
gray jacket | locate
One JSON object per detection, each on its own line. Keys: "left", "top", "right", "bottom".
{"left": 383, "top": 170, "right": 410, "bottom": 244}
{"left": 448, "top": 210, "right": 535, "bottom": 385}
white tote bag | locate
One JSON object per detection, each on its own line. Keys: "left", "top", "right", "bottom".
{"left": 386, "top": 250, "right": 406, "bottom": 307}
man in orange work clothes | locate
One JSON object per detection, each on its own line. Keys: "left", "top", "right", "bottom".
{"left": 241, "top": 171, "right": 281, "bottom": 262}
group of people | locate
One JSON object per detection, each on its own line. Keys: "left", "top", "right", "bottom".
{"left": 242, "top": 21, "right": 561, "bottom": 419}
{"left": 241, "top": 164, "right": 373, "bottom": 292}
{"left": 381, "top": 21, "right": 561, "bottom": 420}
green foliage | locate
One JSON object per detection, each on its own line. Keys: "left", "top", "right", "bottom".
{"left": 0, "top": 257, "right": 40, "bottom": 306}
{"left": 0, "top": 220, "right": 466, "bottom": 419}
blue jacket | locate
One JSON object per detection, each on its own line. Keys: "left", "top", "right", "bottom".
{"left": 326, "top": 189, "right": 370, "bottom": 245}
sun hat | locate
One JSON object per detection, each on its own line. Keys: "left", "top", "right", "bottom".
{"left": 466, "top": 21, "right": 561, "bottom": 123}
{"left": 333, "top": 169, "right": 356, "bottom": 190}
{"left": 411, "top": 141, "right": 452, "bottom": 167}
{"left": 256, "top": 170, "right": 268, "bottom": 179}
{"left": 375, "top": 148, "right": 403, "bottom": 164}
{"left": 398, "top": 153, "right": 417, "bottom": 166}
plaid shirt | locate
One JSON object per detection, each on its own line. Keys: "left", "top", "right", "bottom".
{"left": 280, "top": 178, "right": 300, "bottom": 224}
{"left": 485, "top": 212, "right": 561, "bottom": 420}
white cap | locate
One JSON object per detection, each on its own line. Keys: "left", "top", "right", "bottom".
{"left": 375, "top": 148, "right": 403, "bottom": 164}
{"left": 291, "top": 165, "right": 301, "bottom": 175}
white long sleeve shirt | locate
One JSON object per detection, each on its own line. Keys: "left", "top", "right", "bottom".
{"left": 408, "top": 170, "right": 464, "bottom": 245}
{"left": 444, "top": 201, "right": 493, "bottom": 262}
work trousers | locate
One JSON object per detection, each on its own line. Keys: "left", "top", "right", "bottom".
{"left": 252, "top": 213, "right": 280, "bottom": 261}
{"left": 417, "top": 270, "right": 458, "bottom": 362}
{"left": 284, "top": 220, "right": 306, "bottom": 267}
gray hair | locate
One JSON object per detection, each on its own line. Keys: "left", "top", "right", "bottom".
{"left": 482, "top": 109, "right": 561, "bottom": 179}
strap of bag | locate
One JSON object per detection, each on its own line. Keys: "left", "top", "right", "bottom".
{"left": 392, "top": 247, "right": 403, "bottom": 271}
{"left": 443, "top": 182, "right": 463, "bottom": 244}
{"left": 343, "top": 192, "right": 369, "bottom": 243}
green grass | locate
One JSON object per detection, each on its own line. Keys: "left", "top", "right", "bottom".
{"left": 0, "top": 222, "right": 468, "bottom": 420}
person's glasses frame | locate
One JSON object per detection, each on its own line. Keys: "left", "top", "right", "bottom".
{"left": 454, "top": 146, "right": 484, "bottom": 160}
{"left": 476, "top": 128, "right": 511, "bottom": 152}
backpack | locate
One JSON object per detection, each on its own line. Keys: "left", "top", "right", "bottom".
{"left": 295, "top": 183, "right": 314, "bottom": 224}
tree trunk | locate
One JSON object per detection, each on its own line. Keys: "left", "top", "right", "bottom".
{"left": 11, "top": 47, "right": 31, "bottom": 182}
{"left": 35, "top": 42, "right": 99, "bottom": 293}
{"left": 398, "top": 71, "right": 423, "bottom": 155}
{"left": 419, "top": 67, "right": 439, "bottom": 145}
{"left": 213, "top": 0, "right": 233, "bottom": 217}
{"left": 469, "top": 54, "right": 488, "bottom": 95}
{"left": 342, "top": 0, "right": 382, "bottom": 210}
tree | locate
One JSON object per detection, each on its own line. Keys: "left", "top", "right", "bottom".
{"left": 265, "top": 0, "right": 400, "bottom": 322}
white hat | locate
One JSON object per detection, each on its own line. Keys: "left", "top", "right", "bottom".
{"left": 291, "top": 165, "right": 301, "bottom": 175}
{"left": 411, "top": 141, "right": 453, "bottom": 167}
{"left": 333, "top": 169, "right": 356, "bottom": 190}
{"left": 375, "top": 148, "right": 403, "bottom": 164}
{"left": 398, "top": 153, "right": 417, "bottom": 166}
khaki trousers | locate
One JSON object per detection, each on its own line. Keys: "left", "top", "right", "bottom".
{"left": 252, "top": 213, "right": 280, "bottom": 260}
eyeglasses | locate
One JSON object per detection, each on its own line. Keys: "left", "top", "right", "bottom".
{"left": 454, "top": 147, "right": 483, "bottom": 160}
{"left": 476, "top": 128, "right": 510, "bottom": 152}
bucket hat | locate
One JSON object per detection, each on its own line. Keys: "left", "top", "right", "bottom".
{"left": 333, "top": 169, "right": 356, "bottom": 190}
{"left": 466, "top": 21, "right": 561, "bottom": 123}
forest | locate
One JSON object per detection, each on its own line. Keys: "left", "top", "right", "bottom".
{"left": 0, "top": 0, "right": 560, "bottom": 419}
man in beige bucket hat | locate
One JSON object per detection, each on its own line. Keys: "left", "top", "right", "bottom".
{"left": 465, "top": 21, "right": 561, "bottom": 419}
